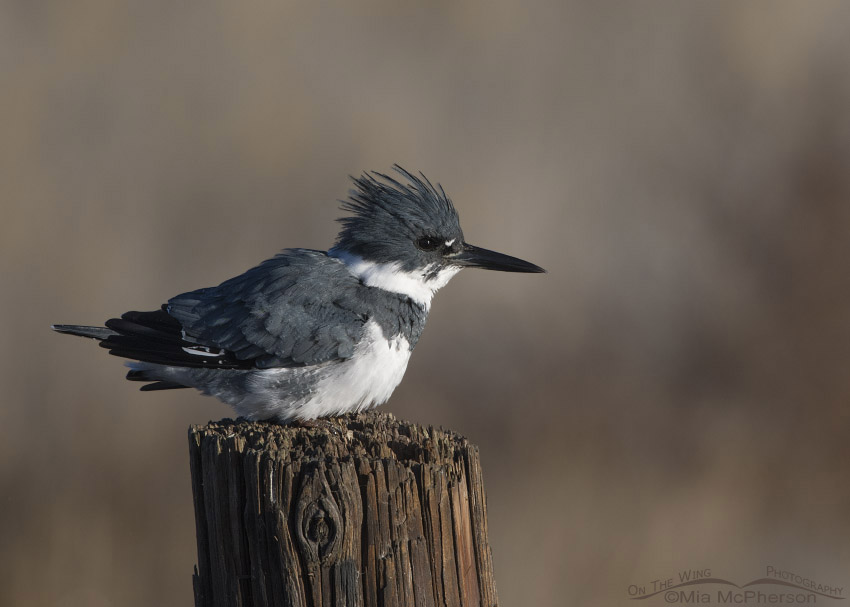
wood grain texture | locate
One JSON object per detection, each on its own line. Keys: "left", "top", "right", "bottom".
{"left": 189, "top": 411, "right": 499, "bottom": 607}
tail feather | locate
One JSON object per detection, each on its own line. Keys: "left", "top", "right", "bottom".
{"left": 126, "top": 365, "right": 189, "bottom": 391}
{"left": 126, "top": 368, "right": 152, "bottom": 381}
{"left": 52, "top": 324, "right": 117, "bottom": 340}
{"left": 53, "top": 308, "right": 241, "bottom": 393}
{"left": 139, "top": 381, "right": 190, "bottom": 391}
{"left": 55, "top": 308, "right": 248, "bottom": 369}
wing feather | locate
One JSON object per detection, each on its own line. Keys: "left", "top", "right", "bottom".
{"left": 167, "top": 249, "right": 367, "bottom": 368}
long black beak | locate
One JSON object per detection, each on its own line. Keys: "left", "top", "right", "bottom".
{"left": 453, "top": 243, "right": 546, "bottom": 273}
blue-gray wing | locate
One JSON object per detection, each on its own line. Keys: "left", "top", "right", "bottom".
{"left": 167, "top": 250, "right": 367, "bottom": 368}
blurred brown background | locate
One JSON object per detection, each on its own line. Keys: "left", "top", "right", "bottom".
{"left": 3, "top": 1, "right": 850, "bottom": 606}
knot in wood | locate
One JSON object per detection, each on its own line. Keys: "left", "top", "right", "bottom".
{"left": 295, "top": 465, "right": 343, "bottom": 566}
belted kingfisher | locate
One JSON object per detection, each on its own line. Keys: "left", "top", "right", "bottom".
{"left": 53, "top": 166, "right": 545, "bottom": 421}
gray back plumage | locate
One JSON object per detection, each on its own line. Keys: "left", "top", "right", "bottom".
{"left": 168, "top": 250, "right": 428, "bottom": 369}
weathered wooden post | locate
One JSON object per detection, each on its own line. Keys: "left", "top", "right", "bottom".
{"left": 188, "top": 411, "right": 499, "bottom": 607}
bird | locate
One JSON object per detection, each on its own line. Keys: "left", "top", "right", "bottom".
{"left": 53, "top": 166, "right": 545, "bottom": 422}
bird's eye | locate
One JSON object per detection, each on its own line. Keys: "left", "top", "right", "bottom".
{"left": 417, "top": 237, "right": 441, "bottom": 251}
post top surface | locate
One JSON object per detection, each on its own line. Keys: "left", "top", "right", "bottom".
{"left": 189, "top": 411, "right": 476, "bottom": 465}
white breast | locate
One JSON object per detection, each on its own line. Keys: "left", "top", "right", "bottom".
{"left": 229, "top": 319, "right": 411, "bottom": 421}
{"left": 304, "top": 320, "right": 412, "bottom": 418}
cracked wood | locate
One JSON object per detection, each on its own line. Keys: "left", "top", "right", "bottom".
{"left": 189, "top": 411, "right": 499, "bottom": 607}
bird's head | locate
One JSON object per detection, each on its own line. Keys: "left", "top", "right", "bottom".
{"left": 329, "top": 166, "right": 544, "bottom": 307}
